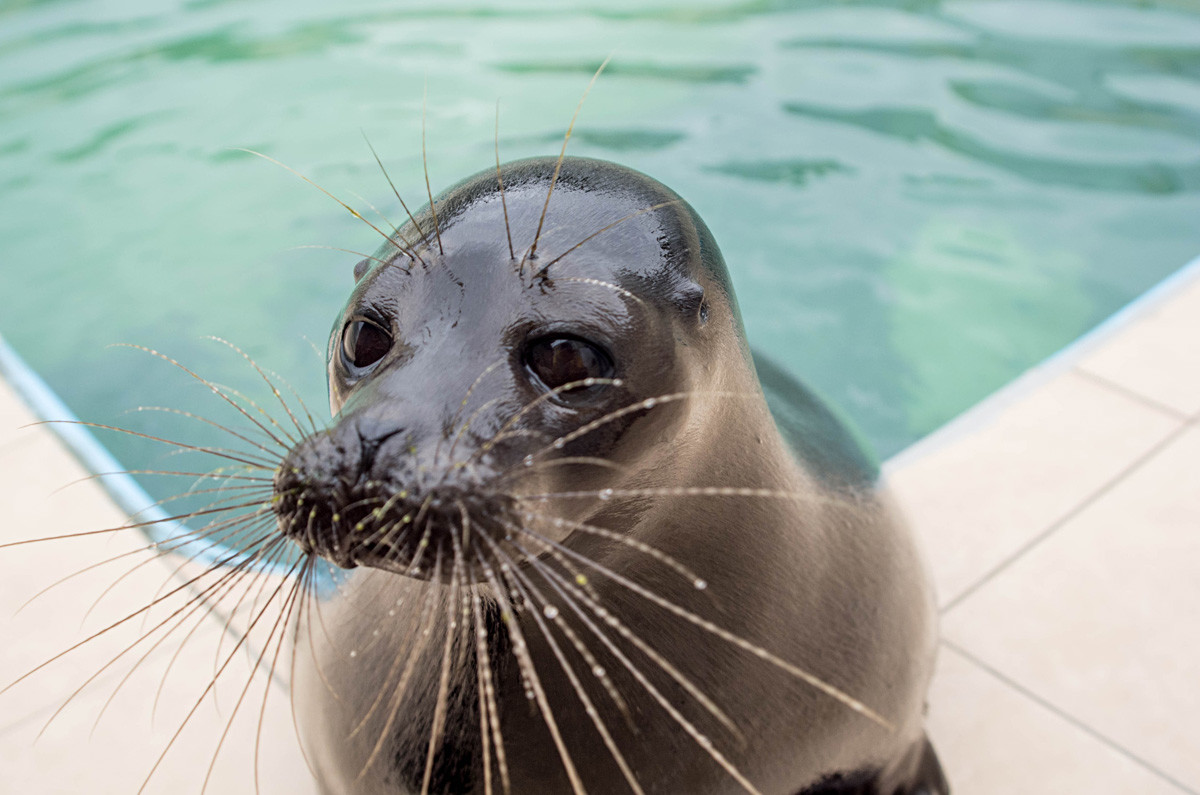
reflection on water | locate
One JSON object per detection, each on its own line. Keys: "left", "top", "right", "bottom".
{"left": 1, "top": 0, "right": 1198, "bottom": 507}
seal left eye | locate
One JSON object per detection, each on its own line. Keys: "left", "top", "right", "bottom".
{"left": 341, "top": 319, "right": 392, "bottom": 369}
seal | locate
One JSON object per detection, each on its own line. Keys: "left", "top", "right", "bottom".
{"left": 270, "top": 154, "right": 949, "bottom": 795}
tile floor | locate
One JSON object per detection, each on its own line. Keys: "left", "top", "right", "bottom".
{"left": 1, "top": 263, "right": 1197, "bottom": 793}
{"left": 891, "top": 267, "right": 1200, "bottom": 794}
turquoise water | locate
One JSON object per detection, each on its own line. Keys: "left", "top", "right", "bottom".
{"left": 2, "top": 0, "right": 1200, "bottom": 510}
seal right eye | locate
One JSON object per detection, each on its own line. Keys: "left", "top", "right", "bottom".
{"left": 525, "top": 336, "right": 614, "bottom": 393}
{"left": 341, "top": 319, "right": 392, "bottom": 369}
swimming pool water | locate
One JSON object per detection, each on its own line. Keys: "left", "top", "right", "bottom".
{"left": 2, "top": 0, "right": 1199, "bottom": 514}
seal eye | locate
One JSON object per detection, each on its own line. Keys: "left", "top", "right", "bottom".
{"left": 525, "top": 337, "right": 613, "bottom": 392}
{"left": 341, "top": 319, "right": 392, "bottom": 370}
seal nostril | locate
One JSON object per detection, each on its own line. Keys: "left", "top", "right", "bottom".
{"left": 354, "top": 418, "right": 405, "bottom": 473}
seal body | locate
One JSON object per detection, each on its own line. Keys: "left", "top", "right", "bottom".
{"left": 274, "top": 157, "right": 947, "bottom": 794}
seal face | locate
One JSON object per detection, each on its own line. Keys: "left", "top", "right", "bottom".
{"left": 272, "top": 156, "right": 948, "bottom": 795}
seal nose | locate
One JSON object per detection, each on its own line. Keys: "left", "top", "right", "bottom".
{"left": 353, "top": 415, "right": 404, "bottom": 475}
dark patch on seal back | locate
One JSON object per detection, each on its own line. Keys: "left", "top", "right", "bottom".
{"left": 753, "top": 351, "right": 880, "bottom": 490}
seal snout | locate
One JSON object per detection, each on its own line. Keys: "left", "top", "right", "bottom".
{"left": 272, "top": 417, "right": 519, "bottom": 580}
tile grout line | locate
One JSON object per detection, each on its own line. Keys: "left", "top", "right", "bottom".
{"left": 1071, "top": 367, "right": 1193, "bottom": 422}
{"left": 939, "top": 411, "right": 1193, "bottom": 616}
{"left": 942, "top": 640, "right": 1200, "bottom": 795}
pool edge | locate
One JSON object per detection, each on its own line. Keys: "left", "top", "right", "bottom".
{"left": 884, "top": 252, "right": 1200, "bottom": 474}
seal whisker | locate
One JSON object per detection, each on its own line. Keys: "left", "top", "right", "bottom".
{"left": 112, "top": 516, "right": 274, "bottom": 648}
{"left": 533, "top": 201, "right": 680, "bottom": 280}
{"left": 482, "top": 534, "right": 645, "bottom": 795}
{"left": 544, "top": 276, "right": 646, "bottom": 305}
{"left": 126, "top": 480, "right": 271, "bottom": 505}
{"left": 56, "top": 469, "right": 273, "bottom": 496}
{"left": 198, "top": 547, "right": 305, "bottom": 795}
{"left": 511, "top": 559, "right": 633, "bottom": 729}
{"left": 80, "top": 510, "right": 273, "bottom": 626}
{"left": 353, "top": 565, "right": 443, "bottom": 778}
{"left": 117, "top": 532, "right": 288, "bottom": 733}
{"left": 149, "top": 526, "right": 283, "bottom": 722}
{"left": 236, "top": 148, "right": 413, "bottom": 261}
{"left": 286, "top": 562, "right": 327, "bottom": 782}
{"left": 31, "top": 419, "right": 279, "bottom": 471}
{"left": 495, "top": 101, "right": 515, "bottom": 263}
{"left": 406, "top": 497, "right": 438, "bottom": 558}
{"left": 446, "top": 395, "right": 505, "bottom": 463}
{"left": 513, "top": 522, "right": 894, "bottom": 730}
{"left": 194, "top": 383, "right": 300, "bottom": 451}
{"left": 29, "top": 533, "right": 280, "bottom": 742}
{"left": 361, "top": 132, "right": 432, "bottom": 261}
{"left": 513, "top": 534, "right": 761, "bottom": 795}
{"left": 115, "top": 343, "right": 299, "bottom": 451}
{"left": 466, "top": 563, "right": 510, "bottom": 795}
{"left": 208, "top": 523, "right": 297, "bottom": 684}
{"left": 472, "top": 376, "right": 624, "bottom": 464}
{"left": 253, "top": 564, "right": 312, "bottom": 795}
{"left": 290, "top": 243, "right": 392, "bottom": 267}
{"left": 354, "top": 516, "right": 416, "bottom": 566}
{"left": 345, "top": 187, "right": 421, "bottom": 270}
{"left": 418, "top": 546, "right": 463, "bottom": 795}
{"left": 299, "top": 565, "right": 347, "bottom": 706}
{"left": 439, "top": 357, "right": 507, "bottom": 465}
{"left": 420, "top": 83, "right": 445, "bottom": 257}
{"left": 505, "top": 525, "right": 736, "bottom": 738}
{"left": 136, "top": 554, "right": 305, "bottom": 795}
{"left": 16, "top": 507, "right": 266, "bottom": 616}
{"left": 0, "top": 537, "right": 276, "bottom": 701}
{"left": 0, "top": 498, "right": 275, "bottom": 552}
{"left": 78, "top": 467, "right": 270, "bottom": 488}
{"left": 477, "top": 555, "right": 588, "bottom": 795}
{"left": 513, "top": 508, "right": 704, "bottom": 587}
{"left": 519, "top": 486, "right": 860, "bottom": 512}
{"left": 521, "top": 56, "right": 611, "bottom": 273}
{"left": 498, "top": 455, "right": 630, "bottom": 484}
{"left": 203, "top": 336, "right": 324, "bottom": 443}
{"left": 527, "top": 391, "right": 756, "bottom": 461}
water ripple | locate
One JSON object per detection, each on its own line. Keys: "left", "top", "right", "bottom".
{"left": 495, "top": 59, "right": 757, "bottom": 84}
{"left": 783, "top": 102, "right": 1200, "bottom": 194}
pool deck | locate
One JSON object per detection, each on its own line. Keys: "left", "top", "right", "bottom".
{"left": 2, "top": 264, "right": 1198, "bottom": 793}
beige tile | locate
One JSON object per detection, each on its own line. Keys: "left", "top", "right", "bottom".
{"left": 0, "top": 428, "right": 316, "bottom": 794}
{"left": 0, "top": 558, "right": 316, "bottom": 795}
{"left": 0, "top": 377, "right": 40, "bottom": 453}
{"left": 942, "top": 425, "right": 1200, "bottom": 790}
{"left": 927, "top": 646, "right": 1187, "bottom": 794}
{"left": 886, "top": 370, "right": 1180, "bottom": 606}
{"left": 1078, "top": 274, "right": 1200, "bottom": 417}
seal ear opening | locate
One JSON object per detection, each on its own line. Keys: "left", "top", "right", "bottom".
{"left": 353, "top": 258, "right": 370, "bottom": 282}
{"left": 674, "top": 281, "right": 707, "bottom": 323}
